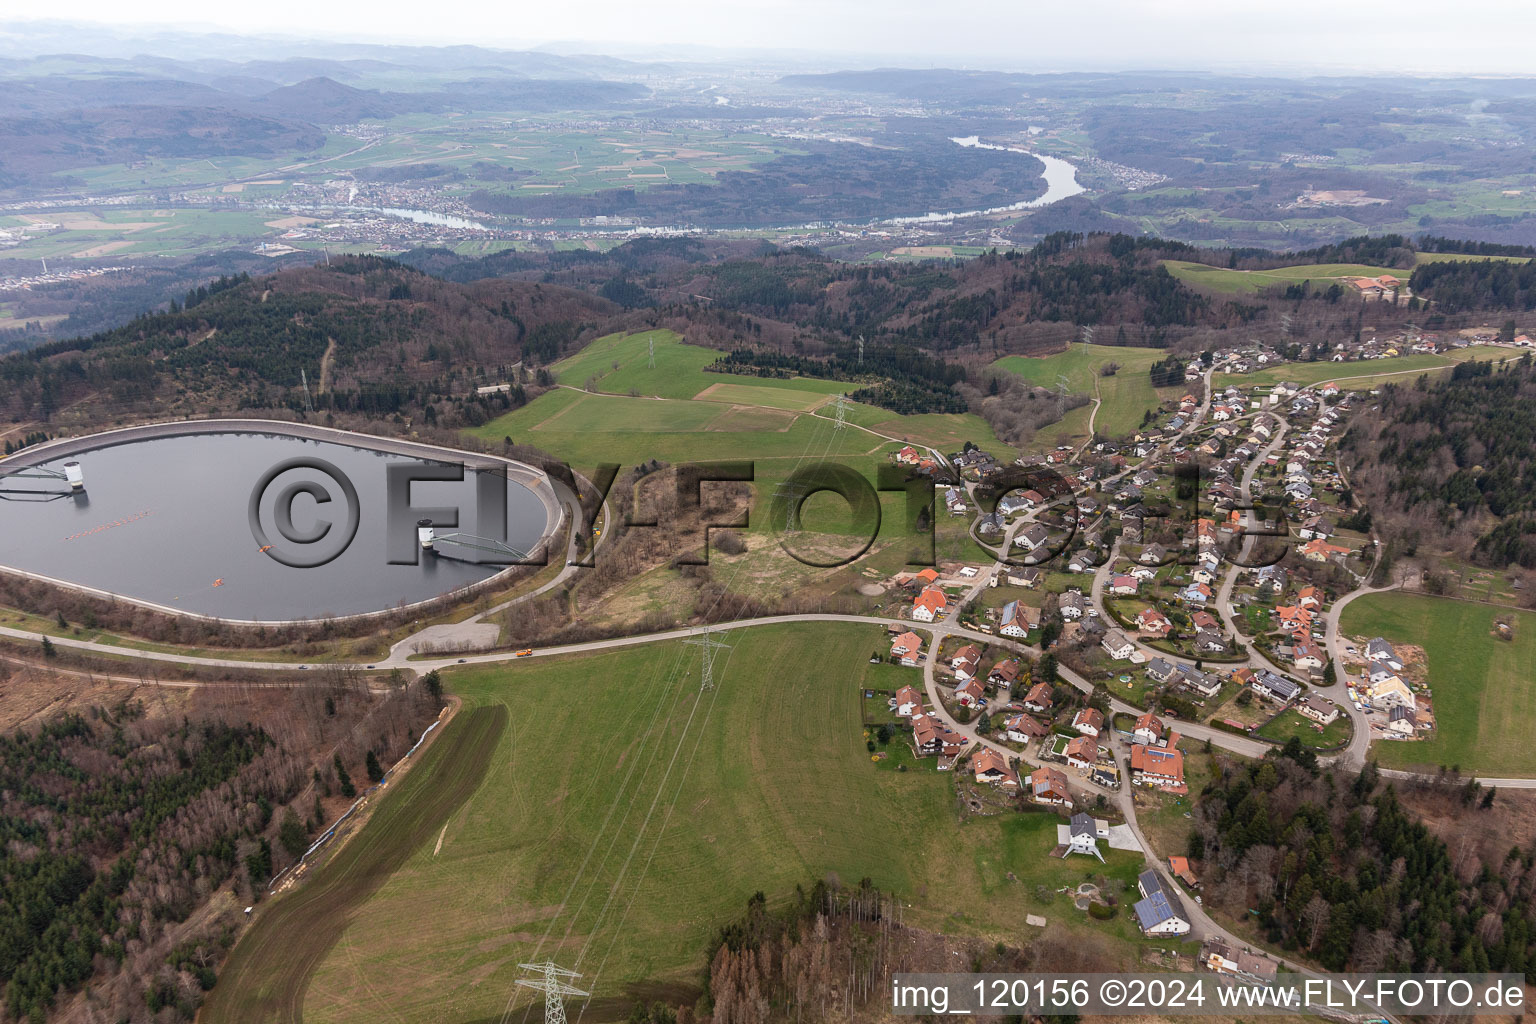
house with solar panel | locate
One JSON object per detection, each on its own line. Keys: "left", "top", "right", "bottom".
{"left": 1133, "top": 870, "right": 1191, "bottom": 936}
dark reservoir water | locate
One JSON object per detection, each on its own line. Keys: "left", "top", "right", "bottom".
{"left": 0, "top": 432, "right": 554, "bottom": 621}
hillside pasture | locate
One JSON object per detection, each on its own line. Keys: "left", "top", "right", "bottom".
{"left": 1162, "top": 259, "right": 1408, "bottom": 296}
{"left": 1340, "top": 593, "right": 1536, "bottom": 777}
{"left": 1214, "top": 347, "right": 1517, "bottom": 390}
{"left": 282, "top": 623, "right": 1148, "bottom": 1024}
{"left": 993, "top": 343, "right": 1171, "bottom": 439}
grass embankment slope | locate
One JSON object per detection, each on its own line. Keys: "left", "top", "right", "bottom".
{"left": 994, "top": 343, "right": 1172, "bottom": 439}
{"left": 201, "top": 705, "right": 508, "bottom": 1024}
{"left": 469, "top": 329, "right": 1016, "bottom": 465}
{"left": 1341, "top": 592, "right": 1536, "bottom": 777}
{"left": 244, "top": 623, "right": 1148, "bottom": 1023}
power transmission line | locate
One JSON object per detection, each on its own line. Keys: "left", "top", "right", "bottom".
{"left": 682, "top": 627, "right": 730, "bottom": 691}
{"left": 516, "top": 963, "right": 587, "bottom": 1024}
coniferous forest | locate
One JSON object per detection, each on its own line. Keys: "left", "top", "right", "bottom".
{"left": 1191, "top": 748, "right": 1533, "bottom": 974}
{"left": 1341, "top": 355, "right": 1536, "bottom": 567}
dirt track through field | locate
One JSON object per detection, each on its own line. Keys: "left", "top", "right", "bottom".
{"left": 200, "top": 704, "right": 508, "bottom": 1023}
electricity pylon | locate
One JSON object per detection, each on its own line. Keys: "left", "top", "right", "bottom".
{"left": 683, "top": 627, "right": 731, "bottom": 691}
{"left": 1080, "top": 325, "right": 1095, "bottom": 345}
{"left": 647, "top": 335, "right": 656, "bottom": 368}
{"left": 300, "top": 369, "right": 315, "bottom": 413}
{"left": 833, "top": 393, "right": 848, "bottom": 430}
{"left": 856, "top": 335, "right": 865, "bottom": 365}
{"left": 516, "top": 962, "right": 588, "bottom": 1024}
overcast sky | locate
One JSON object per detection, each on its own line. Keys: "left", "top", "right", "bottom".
{"left": 5, "top": 1, "right": 1535, "bottom": 74}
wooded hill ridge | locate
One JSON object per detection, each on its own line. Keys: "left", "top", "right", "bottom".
{"left": 5, "top": 232, "right": 1536, "bottom": 435}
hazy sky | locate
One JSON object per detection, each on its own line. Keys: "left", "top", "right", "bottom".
{"left": 5, "top": 1, "right": 1536, "bottom": 74}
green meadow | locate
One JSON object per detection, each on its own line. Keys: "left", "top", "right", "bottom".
{"left": 285, "top": 623, "right": 1150, "bottom": 1024}
{"left": 1341, "top": 593, "right": 1536, "bottom": 777}
{"left": 993, "top": 343, "right": 1174, "bottom": 438}
{"left": 471, "top": 330, "right": 1016, "bottom": 466}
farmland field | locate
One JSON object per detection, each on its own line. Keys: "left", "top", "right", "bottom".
{"left": 0, "top": 207, "right": 288, "bottom": 260}
{"left": 276, "top": 623, "right": 1149, "bottom": 1023}
{"left": 466, "top": 387, "right": 885, "bottom": 465}
{"left": 475, "top": 330, "right": 1015, "bottom": 464}
{"left": 60, "top": 121, "right": 798, "bottom": 200}
{"left": 1214, "top": 347, "right": 1518, "bottom": 390}
{"left": 1162, "top": 259, "right": 1408, "bottom": 295}
{"left": 1340, "top": 593, "right": 1536, "bottom": 777}
{"left": 993, "top": 343, "right": 1172, "bottom": 438}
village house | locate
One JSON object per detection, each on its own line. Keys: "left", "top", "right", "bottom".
{"left": 911, "top": 587, "right": 947, "bottom": 622}
{"left": 913, "top": 716, "right": 966, "bottom": 758}
{"left": 1015, "top": 523, "right": 1051, "bottom": 553}
{"left": 1298, "top": 693, "right": 1339, "bottom": 726}
{"left": 1366, "top": 637, "right": 1404, "bottom": 671}
{"left": 1062, "top": 812, "right": 1109, "bottom": 860}
{"left": 1276, "top": 604, "right": 1314, "bottom": 634}
{"left": 972, "top": 747, "right": 1019, "bottom": 788}
{"left": 1005, "top": 566, "right": 1043, "bottom": 588}
{"left": 1134, "top": 870, "right": 1191, "bottom": 936}
{"left": 1301, "top": 538, "right": 1350, "bottom": 563}
{"left": 893, "top": 685, "right": 924, "bottom": 717}
{"left": 1109, "top": 574, "right": 1140, "bottom": 596}
{"left": 1024, "top": 682, "right": 1054, "bottom": 714}
{"left": 1065, "top": 735, "right": 1098, "bottom": 772}
{"left": 950, "top": 644, "right": 982, "bottom": 681}
{"left": 1137, "top": 607, "right": 1174, "bottom": 638}
{"left": 1133, "top": 712, "right": 1167, "bottom": 746}
{"left": 890, "top": 631, "right": 924, "bottom": 666}
{"left": 1195, "top": 628, "right": 1230, "bottom": 654}
{"left": 1292, "top": 639, "right": 1326, "bottom": 672}
{"left": 1130, "top": 743, "right": 1186, "bottom": 792}
{"left": 1387, "top": 705, "right": 1416, "bottom": 736}
{"left": 1101, "top": 629, "right": 1137, "bottom": 660}
{"left": 1028, "top": 766, "right": 1073, "bottom": 808}
{"left": 999, "top": 600, "right": 1039, "bottom": 638}
{"left": 987, "top": 658, "right": 1021, "bottom": 688}
{"left": 1202, "top": 940, "right": 1279, "bottom": 984}
{"left": 1250, "top": 669, "right": 1300, "bottom": 704}
{"left": 1146, "top": 657, "right": 1180, "bottom": 684}
{"left": 1370, "top": 674, "right": 1416, "bottom": 710}
{"left": 954, "top": 677, "right": 985, "bottom": 707}
{"left": 1179, "top": 582, "right": 1213, "bottom": 605}
{"left": 1073, "top": 707, "right": 1105, "bottom": 737}
{"left": 1004, "top": 714, "right": 1049, "bottom": 743}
